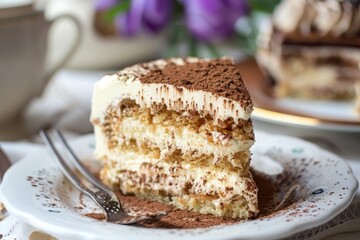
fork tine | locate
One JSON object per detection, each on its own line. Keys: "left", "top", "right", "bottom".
{"left": 41, "top": 129, "right": 166, "bottom": 224}
{"left": 40, "top": 130, "right": 95, "bottom": 196}
{"left": 54, "top": 129, "right": 111, "bottom": 192}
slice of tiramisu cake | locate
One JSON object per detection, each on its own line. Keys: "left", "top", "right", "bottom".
{"left": 91, "top": 58, "right": 258, "bottom": 219}
{"left": 257, "top": 0, "right": 360, "bottom": 101}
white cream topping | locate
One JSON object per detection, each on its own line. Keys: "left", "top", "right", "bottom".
{"left": 273, "top": 0, "right": 360, "bottom": 37}
{"left": 90, "top": 58, "right": 252, "bottom": 125}
{"left": 273, "top": 0, "right": 307, "bottom": 33}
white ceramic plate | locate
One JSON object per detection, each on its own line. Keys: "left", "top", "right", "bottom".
{"left": 0, "top": 133, "right": 358, "bottom": 240}
{"left": 240, "top": 60, "right": 360, "bottom": 132}
{"left": 252, "top": 98, "right": 360, "bottom": 132}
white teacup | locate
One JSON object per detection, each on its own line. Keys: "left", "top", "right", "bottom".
{"left": 0, "top": 1, "right": 81, "bottom": 139}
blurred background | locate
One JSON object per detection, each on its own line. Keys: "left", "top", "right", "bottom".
{"left": 0, "top": 0, "right": 280, "bottom": 139}
{"left": 1, "top": 0, "right": 360, "bottom": 140}
{"left": 46, "top": 0, "right": 279, "bottom": 69}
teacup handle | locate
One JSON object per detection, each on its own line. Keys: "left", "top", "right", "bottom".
{"left": 42, "top": 14, "right": 82, "bottom": 92}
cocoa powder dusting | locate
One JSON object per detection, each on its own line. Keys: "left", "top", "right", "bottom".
{"left": 114, "top": 192, "right": 239, "bottom": 228}
{"left": 139, "top": 58, "right": 252, "bottom": 105}
{"left": 85, "top": 213, "right": 106, "bottom": 220}
{"left": 86, "top": 169, "right": 292, "bottom": 229}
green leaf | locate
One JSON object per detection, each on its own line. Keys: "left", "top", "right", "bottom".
{"left": 165, "top": 22, "right": 183, "bottom": 57}
{"left": 104, "top": 0, "right": 131, "bottom": 22}
{"left": 188, "top": 35, "right": 198, "bottom": 57}
{"left": 234, "top": 11, "right": 272, "bottom": 56}
{"left": 204, "top": 42, "right": 221, "bottom": 58}
{"left": 249, "top": 0, "right": 281, "bottom": 13}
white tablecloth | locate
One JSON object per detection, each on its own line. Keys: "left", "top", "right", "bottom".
{"left": 0, "top": 69, "right": 359, "bottom": 240}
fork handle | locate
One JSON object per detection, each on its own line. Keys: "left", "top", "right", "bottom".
{"left": 88, "top": 190, "right": 128, "bottom": 221}
{"left": 40, "top": 130, "right": 125, "bottom": 221}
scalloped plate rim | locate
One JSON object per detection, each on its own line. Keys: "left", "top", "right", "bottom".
{"left": 0, "top": 133, "right": 358, "bottom": 240}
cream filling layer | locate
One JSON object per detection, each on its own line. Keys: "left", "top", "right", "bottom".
{"left": 90, "top": 71, "right": 251, "bottom": 125}
{"left": 101, "top": 149, "right": 258, "bottom": 214}
{"left": 117, "top": 116, "right": 252, "bottom": 161}
{"left": 356, "top": 82, "right": 360, "bottom": 112}
{"left": 258, "top": 46, "right": 360, "bottom": 83}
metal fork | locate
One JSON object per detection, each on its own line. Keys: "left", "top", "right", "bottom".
{"left": 40, "top": 129, "right": 166, "bottom": 224}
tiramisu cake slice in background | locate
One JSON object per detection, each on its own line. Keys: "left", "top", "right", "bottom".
{"left": 356, "top": 81, "right": 360, "bottom": 114}
{"left": 91, "top": 58, "right": 259, "bottom": 219}
{"left": 257, "top": 0, "right": 360, "bottom": 100}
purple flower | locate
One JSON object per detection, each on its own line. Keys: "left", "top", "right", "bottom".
{"left": 183, "top": 0, "right": 249, "bottom": 42}
{"left": 116, "top": 0, "right": 172, "bottom": 36}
